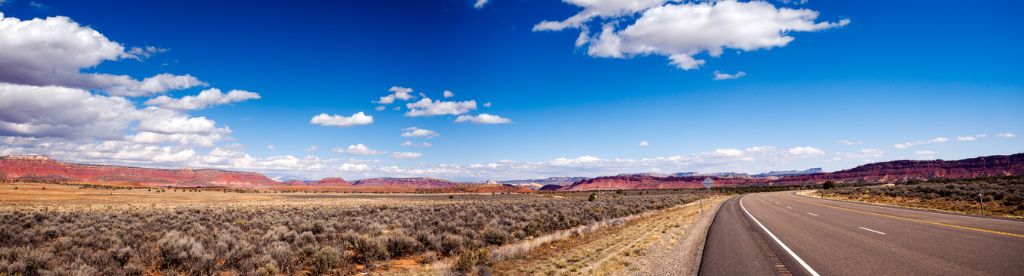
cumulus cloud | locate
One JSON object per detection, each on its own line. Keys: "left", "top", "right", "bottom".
{"left": 443, "top": 90, "right": 455, "bottom": 98}
{"left": 0, "top": 83, "right": 231, "bottom": 148}
{"left": 538, "top": 0, "right": 848, "bottom": 70}
{"left": 638, "top": 140, "right": 649, "bottom": 147}
{"left": 376, "top": 86, "right": 416, "bottom": 105}
{"left": 0, "top": 13, "right": 206, "bottom": 96}
{"left": 145, "top": 88, "right": 260, "bottom": 110}
{"left": 713, "top": 71, "right": 746, "bottom": 80}
{"left": 310, "top": 112, "right": 373, "bottom": 127}
{"left": 0, "top": 83, "right": 136, "bottom": 139}
{"left": 454, "top": 113, "right": 512, "bottom": 124}
{"left": 405, "top": 98, "right": 477, "bottom": 117}
{"left": 956, "top": 136, "right": 976, "bottom": 142}
{"left": 340, "top": 144, "right": 381, "bottom": 155}
{"left": 997, "top": 132, "right": 1016, "bottom": 138}
{"left": 392, "top": 151, "right": 422, "bottom": 159}
{"left": 401, "top": 127, "right": 439, "bottom": 139}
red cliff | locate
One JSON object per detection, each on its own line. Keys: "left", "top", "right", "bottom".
{"left": 0, "top": 155, "right": 277, "bottom": 188}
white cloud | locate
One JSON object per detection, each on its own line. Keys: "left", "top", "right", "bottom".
{"left": 956, "top": 136, "right": 976, "bottom": 142}
{"left": 145, "top": 88, "right": 260, "bottom": 110}
{"left": 474, "top": 0, "right": 488, "bottom": 9}
{"left": 483, "top": 102, "right": 493, "bottom": 107}
{"left": 454, "top": 113, "right": 512, "bottom": 124}
{"left": 127, "top": 46, "right": 168, "bottom": 59}
{"left": 310, "top": 112, "right": 373, "bottom": 127}
{"left": 443, "top": 90, "right": 455, "bottom": 98}
{"left": 550, "top": 155, "right": 603, "bottom": 166}
{"left": 405, "top": 98, "right": 477, "bottom": 117}
{"left": 914, "top": 150, "right": 936, "bottom": 159}
{"left": 392, "top": 151, "right": 422, "bottom": 159}
{"left": 831, "top": 148, "right": 885, "bottom": 162}
{"left": 136, "top": 107, "right": 225, "bottom": 135}
{"left": 894, "top": 137, "right": 950, "bottom": 149}
{"left": 713, "top": 71, "right": 746, "bottom": 80}
{"left": 712, "top": 148, "right": 744, "bottom": 158}
{"left": 341, "top": 144, "right": 380, "bottom": 155}
{"left": 997, "top": 132, "right": 1016, "bottom": 138}
{"left": 401, "top": 127, "right": 439, "bottom": 139}
{"left": 267, "top": 145, "right": 275, "bottom": 150}
{"left": 0, "top": 83, "right": 136, "bottom": 139}
{"left": 787, "top": 146, "right": 825, "bottom": 156}
{"left": 401, "top": 141, "right": 432, "bottom": 147}
{"left": 339, "top": 163, "right": 370, "bottom": 172}
{"left": 0, "top": 13, "right": 206, "bottom": 96}
{"left": 860, "top": 148, "right": 885, "bottom": 156}
{"left": 539, "top": 0, "right": 849, "bottom": 70}
{"left": 376, "top": 86, "right": 416, "bottom": 105}
{"left": 638, "top": 140, "right": 649, "bottom": 147}
{"left": 836, "top": 139, "right": 861, "bottom": 146}
{"left": 533, "top": 0, "right": 668, "bottom": 31}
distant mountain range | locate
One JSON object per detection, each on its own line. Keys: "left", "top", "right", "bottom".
{"left": 752, "top": 168, "right": 823, "bottom": 178}
{"left": 560, "top": 154, "right": 1024, "bottom": 191}
{"left": 3, "top": 154, "right": 1023, "bottom": 191}
{"left": 498, "top": 177, "right": 588, "bottom": 190}
{"left": 0, "top": 155, "right": 526, "bottom": 192}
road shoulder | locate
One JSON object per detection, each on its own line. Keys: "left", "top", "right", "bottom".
{"left": 491, "top": 196, "right": 730, "bottom": 275}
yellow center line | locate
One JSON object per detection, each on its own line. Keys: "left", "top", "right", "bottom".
{"left": 787, "top": 195, "right": 1024, "bottom": 239}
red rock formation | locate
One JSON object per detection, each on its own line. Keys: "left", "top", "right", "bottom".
{"left": 0, "top": 155, "right": 277, "bottom": 188}
{"left": 352, "top": 177, "right": 456, "bottom": 188}
{"left": 563, "top": 153, "right": 1024, "bottom": 191}
{"left": 309, "top": 177, "right": 353, "bottom": 186}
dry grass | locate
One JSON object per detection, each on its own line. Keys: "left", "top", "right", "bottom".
{"left": 0, "top": 182, "right": 700, "bottom": 275}
{"left": 490, "top": 196, "right": 728, "bottom": 275}
{"left": 819, "top": 176, "right": 1024, "bottom": 218}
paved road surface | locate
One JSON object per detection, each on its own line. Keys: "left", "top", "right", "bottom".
{"left": 699, "top": 192, "right": 1024, "bottom": 276}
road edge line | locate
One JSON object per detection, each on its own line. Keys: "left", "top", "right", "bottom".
{"left": 739, "top": 195, "right": 821, "bottom": 276}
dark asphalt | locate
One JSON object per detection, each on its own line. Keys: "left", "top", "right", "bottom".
{"left": 699, "top": 192, "right": 1024, "bottom": 276}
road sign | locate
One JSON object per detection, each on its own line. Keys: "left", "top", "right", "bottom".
{"left": 703, "top": 177, "right": 714, "bottom": 189}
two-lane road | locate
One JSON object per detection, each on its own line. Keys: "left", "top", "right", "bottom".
{"left": 699, "top": 192, "right": 1024, "bottom": 276}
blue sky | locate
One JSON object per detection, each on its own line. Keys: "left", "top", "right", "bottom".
{"left": 0, "top": 0, "right": 1021, "bottom": 180}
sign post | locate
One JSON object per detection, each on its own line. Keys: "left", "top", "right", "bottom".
{"left": 702, "top": 177, "right": 714, "bottom": 214}
{"left": 979, "top": 193, "right": 985, "bottom": 216}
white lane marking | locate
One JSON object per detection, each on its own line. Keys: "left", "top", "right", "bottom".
{"left": 740, "top": 196, "right": 821, "bottom": 276}
{"left": 808, "top": 213, "right": 819, "bottom": 216}
{"left": 859, "top": 227, "right": 886, "bottom": 235}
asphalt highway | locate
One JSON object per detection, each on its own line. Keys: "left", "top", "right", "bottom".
{"left": 698, "top": 192, "right": 1024, "bottom": 276}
